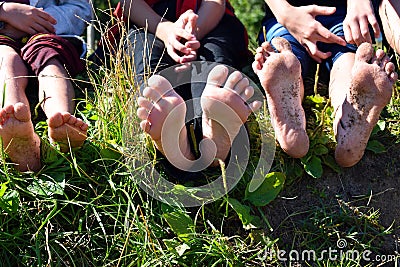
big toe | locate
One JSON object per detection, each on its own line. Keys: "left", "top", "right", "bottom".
{"left": 355, "top": 42, "right": 374, "bottom": 63}
{"left": 47, "top": 112, "right": 65, "bottom": 128}
{"left": 13, "top": 103, "right": 31, "bottom": 122}
{"left": 271, "top": 37, "right": 292, "bottom": 53}
{"left": 207, "top": 65, "right": 229, "bottom": 87}
{"left": 147, "top": 75, "right": 174, "bottom": 96}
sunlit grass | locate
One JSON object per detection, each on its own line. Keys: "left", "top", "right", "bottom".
{"left": 0, "top": 1, "right": 399, "bottom": 266}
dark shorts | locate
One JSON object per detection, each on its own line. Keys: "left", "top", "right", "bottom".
{"left": 259, "top": 0, "right": 382, "bottom": 76}
{"left": 0, "top": 33, "right": 84, "bottom": 77}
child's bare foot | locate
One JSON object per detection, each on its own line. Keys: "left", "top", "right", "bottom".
{"left": 48, "top": 112, "right": 88, "bottom": 152}
{"left": 334, "top": 43, "right": 397, "bottom": 167}
{"left": 137, "top": 75, "right": 194, "bottom": 168}
{"left": 252, "top": 37, "right": 309, "bottom": 158}
{"left": 0, "top": 103, "right": 41, "bottom": 172}
{"left": 201, "top": 65, "right": 262, "bottom": 165}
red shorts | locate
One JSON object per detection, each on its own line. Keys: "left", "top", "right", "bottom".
{"left": 0, "top": 33, "right": 84, "bottom": 77}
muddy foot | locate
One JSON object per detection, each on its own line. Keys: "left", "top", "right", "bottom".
{"left": 137, "top": 75, "right": 194, "bottom": 166}
{"left": 334, "top": 42, "right": 397, "bottom": 167}
{"left": 48, "top": 112, "right": 88, "bottom": 152}
{"left": 0, "top": 103, "right": 41, "bottom": 171}
{"left": 252, "top": 37, "right": 309, "bottom": 158}
{"left": 201, "top": 64, "right": 262, "bottom": 165}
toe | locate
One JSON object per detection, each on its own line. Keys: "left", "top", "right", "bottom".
{"left": 140, "top": 120, "right": 151, "bottom": 133}
{"left": 143, "top": 86, "right": 162, "bottom": 103}
{"left": 249, "top": 100, "right": 262, "bottom": 112}
{"left": 261, "top": 41, "right": 274, "bottom": 52}
{"left": 271, "top": 37, "right": 292, "bottom": 52}
{"left": 138, "top": 96, "right": 154, "bottom": 111}
{"left": 207, "top": 65, "right": 229, "bottom": 88}
{"left": 61, "top": 112, "right": 72, "bottom": 123}
{"left": 13, "top": 103, "right": 30, "bottom": 122}
{"left": 355, "top": 42, "right": 374, "bottom": 63}
{"left": 4, "top": 104, "right": 14, "bottom": 114}
{"left": 225, "top": 71, "right": 243, "bottom": 91}
{"left": 75, "top": 118, "right": 84, "bottom": 127}
{"left": 240, "top": 86, "right": 254, "bottom": 101}
{"left": 385, "top": 61, "right": 396, "bottom": 76}
{"left": 233, "top": 76, "right": 249, "bottom": 95}
{"left": 147, "top": 75, "right": 174, "bottom": 96}
{"left": 67, "top": 115, "right": 77, "bottom": 125}
{"left": 80, "top": 122, "right": 89, "bottom": 131}
{"left": 137, "top": 107, "right": 149, "bottom": 120}
{"left": 48, "top": 112, "right": 64, "bottom": 128}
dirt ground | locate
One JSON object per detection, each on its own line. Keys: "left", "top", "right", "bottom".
{"left": 263, "top": 142, "right": 400, "bottom": 255}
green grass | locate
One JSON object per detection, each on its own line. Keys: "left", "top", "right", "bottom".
{"left": 0, "top": 3, "right": 400, "bottom": 266}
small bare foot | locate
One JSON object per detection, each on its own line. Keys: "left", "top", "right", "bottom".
{"left": 334, "top": 42, "right": 398, "bottom": 167}
{"left": 201, "top": 65, "right": 262, "bottom": 165}
{"left": 0, "top": 103, "right": 41, "bottom": 172}
{"left": 137, "top": 75, "right": 194, "bottom": 168}
{"left": 48, "top": 112, "right": 88, "bottom": 152}
{"left": 252, "top": 37, "right": 309, "bottom": 158}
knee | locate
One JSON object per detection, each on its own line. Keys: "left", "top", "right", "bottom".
{"left": 0, "top": 51, "right": 29, "bottom": 77}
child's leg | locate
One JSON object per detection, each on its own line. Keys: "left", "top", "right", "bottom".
{"left": 331, "top": 44, "right": 397, "bottom": 167}
{"left": 38, "top": 58, "right": 87, "bottom": 151}
{"left": 379, "top": 0, "right": 400, "bottom": 54}
{"left": 0, "top": 46, "right": 41, "bottom": 171}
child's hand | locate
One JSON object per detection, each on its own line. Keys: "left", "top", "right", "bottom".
{"left": 1, "top": 3, "right": 56, "bottom": 35}
{"left": 344, "top": 0, "right": 380, "bottom": 45}
{"left": 160, "top": 9, "right": 200, "bottom": 64}
{"left": 281, "top": 5, "right": 347, "bottom": 63}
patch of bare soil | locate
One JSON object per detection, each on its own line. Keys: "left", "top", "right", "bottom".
{"left": 263, "top": 143, "right": 400, "bottom": 255}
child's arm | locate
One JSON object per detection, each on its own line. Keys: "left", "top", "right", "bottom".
{"left": 265, "top": 0, "right": 346, "bottom": 62}
{"left": 38, "top": 0, "right": 92, "bottom": 35}
{"left": 194, "top": 0, "right": 225, "bottom": 40}
{"left": 344, "top": 0, "right": 380, "bottom": 46}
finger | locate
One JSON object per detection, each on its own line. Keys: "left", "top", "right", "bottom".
{"left": 304, "top": 41, "right": 331, "bottom": 62}
{"left": 310, "top": 5, "right": 337, "bottom": 16}
{"left": 170, "top": 39, "right": 190, "bottom": 55}
{"left": 343, "top": 23, "right": 354, "bottom": 44}
{"left": 317, "top": 25, "right": 347, "bottom": 46}
{"left": 31, "top": 22, "right": 54, "bottom": 34}
{"left": 348, "top": 21, "right": 364, "bottom": 46}
{"left": 186, "top": 12, "right": 198, "bottom": 34}
{"left": 368, "top": 15, "right": 381, "bottom": 39}
{"left": 359, "top": 17, "right": 372, "bottom": 44}
{"left": 167, "top": 47, "right": 183, "bottom": 63}
{"left": 175, "top": 28, "right": 195, "bottom": 42}
{"left": 180, "top": 52, "right": 197, "bottom": 63}
{"left": 38, "top": 10, "right": 57, "bottom": 24}
{"left": 185, "top": 40, "right": 200, "bottom": 50}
